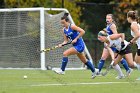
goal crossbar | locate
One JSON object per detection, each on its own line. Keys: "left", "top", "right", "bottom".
{"left": 0, "top": 7, "right": 93, "bottom": 70}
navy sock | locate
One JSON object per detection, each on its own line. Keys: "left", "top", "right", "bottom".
{"left": 98, "top": 59, "right": 105, "bottom": 72}
{"left": 120, "top": 58, "right": 129, "bottom": 71}
{"left": 85, "top": 60, "right": 95, "bottom": 73}
{"left": 61, "top": 57, "right": 68, "bottom": 71}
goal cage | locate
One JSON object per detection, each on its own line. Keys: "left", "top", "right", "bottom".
{"left": 0, "top": 7, "right": 93, "bottom": 70}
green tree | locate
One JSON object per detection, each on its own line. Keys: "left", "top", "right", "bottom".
{"left": 111, "top": 0, "right": 140, "bottom": 41}
{"left": 52, "top": 0, "right": 82, "bottom": 25}
{"left": 4, "top": 0, "right": 82, "bottom": 26}
{"left": 4, "top": 0, "right": 52, "bottom": 8}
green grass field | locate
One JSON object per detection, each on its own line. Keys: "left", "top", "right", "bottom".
{"left": 0, "top": 69, "right": 140, "bottom": 93}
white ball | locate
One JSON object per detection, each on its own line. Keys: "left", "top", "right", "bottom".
{"left": 23, "top": 75, "right": 27, "bottom": 79}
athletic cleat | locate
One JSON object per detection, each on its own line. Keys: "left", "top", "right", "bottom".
{"left": 91, "top": 72, "right": 96, "bottom": 79}
{"left": 54, "top": 69, "right": 65, "bottom": 75}
{"left": 91, "top": 68, "right": 99, "bottom": 79}
{"left": 115, "top": 75, "right": 125, "bottom": 79}
{"left": 96, "top": 72, "right": 102, "bottom": 76}
{"left": 126, "top": 68, "right": 133, "bottom": 77}
{"left": 95, "top": 68, "right": 102, "bottom": 76}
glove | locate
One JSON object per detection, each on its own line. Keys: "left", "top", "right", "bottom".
{"left": 121, "top": 42, "right": 125, "bottom": 49}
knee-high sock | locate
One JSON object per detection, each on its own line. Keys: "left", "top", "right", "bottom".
{"left": 85, "top": 60, "right": 95, "bottom": 73}
{"left": 120, "top": 58, "right": 129, "bottom": 71}
{"left": 113, "top": 64, "right": 124, "bottom": 76}
{"left": 97, "top": 59, "right": 105, "bottom": 72}
{"left": 61, "top": 57, "right": 68, "bottom": 71}
{"left": 137, "top": 64, "right": 140, "bottom": 70}
{"left": 134, "top": 62, "right": 140, "bottom": 70}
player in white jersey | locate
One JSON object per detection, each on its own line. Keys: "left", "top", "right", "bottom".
{"left": 127, "top": 11, "right": 140, "bottom": 80}
{"left": 98, "top": 31, "right": 139, "bottom": 78}
{"left": 96, "top": 14, "right": 131, "bottom": 78}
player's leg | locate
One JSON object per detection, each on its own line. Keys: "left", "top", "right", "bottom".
{"left": 135, "top": 52, "right": 140, "bottom": 80}
{"left": 124, "top": 53, "right": 137, "bottom": 68}
{"left": 114, "top": 49, "right": 130, "bottom": 72}
{"left": 120, "top": 58, "right": 131, "bottom": 72}
{"left": 77, "top": 52, "right": 96, "bottom": 78}
{"left": 97, "top": 48, "right": 109, "bottom": 73}
{"left": 135, "top": 49, "right": 140, "bottom": 70}
{"left": 113, "top": 55, "right": 125, "bottom": 79}
{"left": 124, "top": 53, "right": 135, "bottom": 75}
{"left": 54, "top": 47, "right": 78, "bottom": 74}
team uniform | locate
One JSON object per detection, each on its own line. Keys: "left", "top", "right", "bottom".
{"left": 106, "top": 23, "right": 117, "bottom": 52}
{"left": 106, "top": 23, "right": 113, "bottom": 35}
{"left": 131, "top": 22, "right": 140, "bottom": 55}
{"left": 55, "top": 23, "right": 96, "bottom": 78}
{"left": 97, "top": 23, "right": 131, "bottom": 76}
{"left": 130, "top": 22, "right": 140, "bottom": 80}
{"left": 106, "top": 36, "right": 132, "bottom": 55}
{"left": 64, "top": 24, "right": 85, "bottom": 53}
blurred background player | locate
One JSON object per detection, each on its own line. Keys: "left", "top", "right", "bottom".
{"left": 98, "top": 31, "right": 140, "bottom": 79}
{"left": 96, "top": 14, "right": 132, "bottom": 76}
{"left": 127, "top": 11, "right": 140, "bottom": 80}
{"left": 54, "top": 13, "right": 97, "bottom": 79}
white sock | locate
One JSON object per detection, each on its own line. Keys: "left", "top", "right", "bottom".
{"left": 137, "top": 64, "right": 140, "bottom": 70}
{"left": 113, "top": 64, "right": 124, "bottom": 76}
{"left": 133, "top": 61, "right": 138, "bottom": 68}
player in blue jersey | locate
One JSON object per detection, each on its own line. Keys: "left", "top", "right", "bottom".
{"left": 54, "top": 13, "right": 97, "bottom": 79}
{"left": 96, "top": 14, "right": 132, "bottom": 78}
{"left": 98, "top": 31, "right": 139, "bottom": 78}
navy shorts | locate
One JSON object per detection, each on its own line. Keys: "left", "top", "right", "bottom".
{"left": 116, "top": 45, "right": 132, "bottom": 55}
{"left": 137, "top": 49, "right": 140, "bottom": 56}
{"left": 73, "top": 44, "right": 85, "bottom": 53}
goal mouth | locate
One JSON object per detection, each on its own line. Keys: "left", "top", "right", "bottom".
{"left": 0, "top": 8, "right": 92, "bottom": 70}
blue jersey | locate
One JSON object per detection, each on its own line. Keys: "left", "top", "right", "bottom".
{"left": 63, "top": 24, "right": 85, "bottom": 53}
{"left": 106, "top": 23, "right": 117, "bottom": 52}
{"left": 106, "top": 24, "right": 113, "bottom": 35}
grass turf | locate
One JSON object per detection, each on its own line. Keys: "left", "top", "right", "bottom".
{"left": 0, "top": 69, "right": 140, "bottom": 93}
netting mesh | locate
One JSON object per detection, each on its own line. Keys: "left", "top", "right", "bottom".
{"left": 45, "top": 11, "right": 82, "bottom": 68}
{"left": 0, "top": 11, "right": 40, "bottom": 68}
{"left": 0, "top": 10, "right": 83, "bottom": 69}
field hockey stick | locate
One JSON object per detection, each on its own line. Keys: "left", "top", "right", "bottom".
{"left": 39, "top": 41, "right": 72, "bottom": 53}
{"left": 101, "top": 41, "right": 128, "bottom": 76}
{"left": 101, "top": 49, "right": 121, "bottom": 76}
{"left": 101, "top": 60, "right": 114, "bottom": 76}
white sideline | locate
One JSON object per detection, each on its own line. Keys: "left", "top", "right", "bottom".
{"left": 30, "top": 82, "right": 129, "bottom": 87}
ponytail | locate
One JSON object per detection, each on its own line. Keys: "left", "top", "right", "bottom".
{"left": 61, "top": 13, "right": 69, "bottom": 22}
{"left": 127, "top": 10, "right": 139, "bottom": 23}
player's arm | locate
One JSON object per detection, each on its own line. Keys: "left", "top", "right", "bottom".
{"left": 59, "top": 29, "right": 69, "bottom": 47}
{"left": 109, "top": 33, "right": 125, "bottom": 42}
{"left": 110, "top": 24, "right": 118, "bottom": 34}
{"left": 71, "top": 24, "right": 85, "bottom": 44}
{"left": 105, "top": 43, "right": 115, "bottom": 61}
{"left": 130, "top": 23, "right": 140, "bottom": 44}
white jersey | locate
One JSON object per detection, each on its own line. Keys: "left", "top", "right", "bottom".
{"left": 107, "top": 36, "right": 129, "bottom": 51}
{"left": 131, "top": 22, "right": 140, "bottom": 49}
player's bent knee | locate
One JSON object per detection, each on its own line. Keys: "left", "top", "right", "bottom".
{"left": 63, "top": 52, "right": 68, "bottom": 57}
{"left": 101, "top": 57, "right": 107, "bottom": 60}
{"left": 129, "top": 63, "right": 134, "bottom": 68}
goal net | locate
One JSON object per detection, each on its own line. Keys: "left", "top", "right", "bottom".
{"left": 0, "top": 8, "right": 93, "bottom": 70}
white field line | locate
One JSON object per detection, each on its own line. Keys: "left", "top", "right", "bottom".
{"left": 30, "top": 82, "right": 129, "bottom": 87}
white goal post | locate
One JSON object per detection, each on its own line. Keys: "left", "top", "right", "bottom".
{"left": 0, "top": 7, "right": 93, "bottom": 70}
